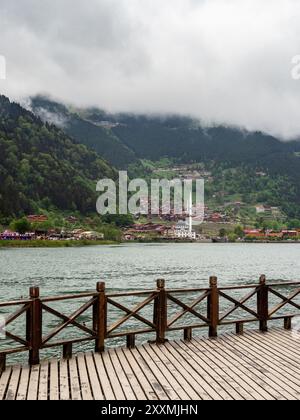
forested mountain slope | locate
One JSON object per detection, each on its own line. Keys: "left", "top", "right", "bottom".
{"left": 0, "top": 95, "right": 116, "bottom": 218}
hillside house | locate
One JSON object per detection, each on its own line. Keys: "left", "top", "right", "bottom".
{"left": 27, "top": 215, "right": 48, "bottom": 223}
{"left": 244, "top": 229, "right": 265, "bottom": 238}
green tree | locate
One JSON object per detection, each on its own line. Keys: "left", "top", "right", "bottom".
{"left": 288, "top": 219, "right": 300, "bottom": 229}
{"left": 102, "top": 214, "right": 134, "bottom": 228}
{"left": 219, "top": 228, "right": 227, "bottom": 238}
{"left": 228, "top": 233, "right": 238, "bottom": 243}
{"left": 255, "top": 217, "right": 264, "bottom": 229}
{"left": 10, "top": 217, "right": 32, "bottom": 234}
{"left": 234, "top": 225, "right": 244, "bottom": 238}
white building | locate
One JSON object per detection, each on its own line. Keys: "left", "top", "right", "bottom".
{"left": 174, "top": 221, "right": 196, "bottom": 240}
{"left": 173, "top": 192, "right": 197, "bottom": 240}
{"left": 256, "top": 205, "right": 266, "bottom": 214}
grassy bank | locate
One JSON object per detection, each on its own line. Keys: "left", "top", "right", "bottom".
{"left": 0, "top": 240, "right": 119, "bottom": 248}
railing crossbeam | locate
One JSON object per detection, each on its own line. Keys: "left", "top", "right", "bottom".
{"left": 269, "top": 288, "right": 300, "bottom": 317}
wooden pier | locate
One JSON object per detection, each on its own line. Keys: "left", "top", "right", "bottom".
{"left": 1, "top": 328, "right": 300, "bottom": 400}
{"left": 1, "top": 276, "right": 300, "bottom": 400}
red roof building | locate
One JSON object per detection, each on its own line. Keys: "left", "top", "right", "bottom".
{"left": 27, "top": 215, "right": 48, "bottom": 223}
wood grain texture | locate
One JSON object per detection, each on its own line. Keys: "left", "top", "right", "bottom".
{"left": 1, "top": 329, "right": 300, "bottom": 400}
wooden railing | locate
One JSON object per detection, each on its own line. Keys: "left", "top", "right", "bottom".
{"left": 1, "top": 275, "right": 300, "bottom": 372}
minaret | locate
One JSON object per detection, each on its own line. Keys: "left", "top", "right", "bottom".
{"left": 188, "top": 192, "right": 193, "bottom": 235}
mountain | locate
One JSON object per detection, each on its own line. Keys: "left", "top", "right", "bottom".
{"left": 0, "top": 95, "right": 116, "bottom": 218}
{"left": 29, "top": 96, "right": 136, "bottom": 168}
{"left": 29, "top": 96, "right": 300, "bottom": 168}
{"left": 27, "top": 96, "right": 300, "bottom": 218}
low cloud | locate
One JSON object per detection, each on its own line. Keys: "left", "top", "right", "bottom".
{"left": 0, "top": 0, "right": 300, "bottom": 139}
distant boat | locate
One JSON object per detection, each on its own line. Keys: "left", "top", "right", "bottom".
{"left": 212, "top": 237, "right": 228, "bottom": 243}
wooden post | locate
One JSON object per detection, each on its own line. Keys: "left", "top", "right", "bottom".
{"left": 95, "top": 282, "right": 107, "bottom": 353}
{"left": 236, "top": 322, "right": 244, "bottom": 335}
{"left": 284, "top": 317, "right": 292, "bottom": 330}
{"left": 0, "top": 354, "right": 6, "bottom": 375}
{"left": 63, "top": 343, "right": 73, "bottom": 360}
{"left": 257, "top": 275, "right": 268, "bottom": 333}
{"left": 184, "top": 327, "right": 192, "bottom": 341}
{"left": 126, "top": 334, "right": 136, "bottom": 349}
{"left": 156, "top": 279, "right": 167, "bottom": 344}
{"left": 27, "top": 287, "right": 42, "bottom": 366}
{"left": 208, "top": 276, "right": 219, "bottom": 338}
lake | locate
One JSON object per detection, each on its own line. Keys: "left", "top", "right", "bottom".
{"left": 1, "top": 243, "right": 299, "bottom": 362}
{"left": 0, "top": 243, "right": 299, "bottom": 298}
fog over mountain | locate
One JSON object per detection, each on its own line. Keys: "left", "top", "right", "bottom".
{"left": 1, "top": 0, "right": 300, "bottom": 139}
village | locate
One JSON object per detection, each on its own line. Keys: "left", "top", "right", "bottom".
{"left": 1, "top": 208, "right": 300, "bottom": 244}
{"left": 2, "top": 161, "right": 297, "bottom": 244}
{"left": 122, "top": 217, "right": 300, "bottom": 243}
{"left": 0, "top": 215, "right": 105, "bottom": 242}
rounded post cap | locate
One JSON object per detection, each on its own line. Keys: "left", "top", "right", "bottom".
{"left": 157, "top": 279, "right": 166, "bottom": 289}
{"left": 29, "top": 286, "right": 40, "bottom": 298}
{"left": 209, "top": 276, "right": 218, "bottom": 287}
{"left": 259, "top": 275, "right": 266, "bottom": 285}
{"left": 96, "top": 282, "right": 106, "bottom": 292}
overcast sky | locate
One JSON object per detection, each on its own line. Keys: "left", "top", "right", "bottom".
{"left": 0, "top": 0, "right": 300, "bottom": 139}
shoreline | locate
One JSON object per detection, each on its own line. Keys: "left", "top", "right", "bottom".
{"left": 0, "top": 239, "right": 119, "bottom": 248}
{"left": 1, "top": 239, "right": 300, "bottom": 248}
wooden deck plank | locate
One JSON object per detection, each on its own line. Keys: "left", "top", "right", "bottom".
{"left": 49, "top": 359, "right": 59, "bottom": 401}
{"left": 0, "top": 367, "right": 12, "bottom": 400}
{"left": 182, "top": 338, "right": 256, "bottom": 401}
{"left": 218, "top": 336, "right": 289, "bottom": 400}
{"left": 240, "top": 331, "right": 300, "bottom": 380}
{"left": 246, "top": 330, "right": 300, "bottom": 368}
{"left": 84, "top": 352, "right": 104, "bottom": 401}
{"left": 101, "top": 351, "right": 126, "bottom": 400}
{"left": 135, "top": 346, "right": 179, "bottom": 400}
{"left": 269, "top": 329, "right": 300, "bottom": 354}
{"left": 216, "top": 337, "right": 295, "bottom": 400}
{"left": 150, "top": 342, "right": 211, "bottom": 400}
{"left": 5, "top": 365, "right": 21, "bottom": 400}
{"left": 191, "top": 338, "right": 268, "bottom": 400}
{"left": 207, "top": 335, "right": 287, "bottom": 400}
{"left": 108, "top": 349, "right": 136, "bottom": 400}
{"left": 118, "top": 348, "right": 158, "bottom": 400}
{"left": 38, "top": 361, "right": 49, "bottom": 401}
{"left": 252, "top": 329, "right": 300, "bottom": 371}
{"left": 26, "top": 365, "right": 40, "bottom": 400}
{"left": 141, "top": 344, "right": 190, "bottom": 400}
{"left": 180, "top": 339, "right": 256, "bottom": 401}
{"left": 68, "top": 357, "right": 81, "bottom": 400}
{"left": 222, "top": 332, "right": 300, "bottom": 398}
{"left": 226, "top": 337, "right": 300, "bottom": 398}
{"left": 128, "top": 347, "right": 170, "bottom": 400}
{"left": 93, "top": 353, "right": 116, "bottom": 400}
{"left": 77, "top": 353, "right": 93, "bottom": 400}
{"left": 16, "top": 365, "right": 30, "bottom": 400}
{"left": 197, "top": 336, "right": 285, "bottom": 400}
{"left": 59, "top": 358, "right": 70, "bottom": 400}
{"left": 269, "top": 330, "right": 300, "bottom": 366}
{"left": 114, "top": 348, "right": 148, "bottom": 400}
{"left": 167, "top": 340, "right": 236, "bottom": 400}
